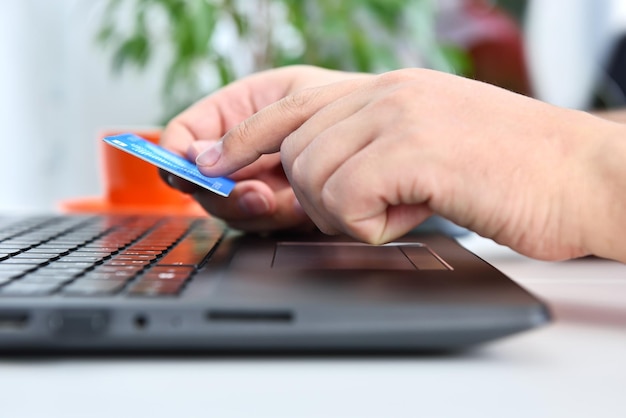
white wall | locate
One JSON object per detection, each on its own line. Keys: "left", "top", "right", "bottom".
{"left": 0, "top": 0, "right": 166, "bottom": 212}
{"left": 525, "top": 0, "right": 626, "bottom": 109}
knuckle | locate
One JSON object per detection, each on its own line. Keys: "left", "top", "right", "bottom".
{"left": 229, "top": 117, "right": 254, "bottom": 147}
{"left": 375, "top": 88, "right": 412, "bottom": 109}
{"left": 320, "top": 179, "right": 384, "bottom": 245}
{"left": 280, "top": 88, "right": 319, "bottom": 114}
{"left": 346, "top": 218, "right": 385, "bottom": 246}
{"left": 288, "top": 153, "right": 305, "bottom": 185}
{"left": 320, "top": 183, "right": 344, "bottom": 223}
{"left": 279, "top": 134, "right": 296, "bottom": 166}
{"left": 374, "top": 68, "right": 423, "bottom": 88}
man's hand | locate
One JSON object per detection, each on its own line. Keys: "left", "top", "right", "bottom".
{"left": 195, "top": 68, "right": 626, "bottom": 262}
{"left": 161, "top": 65, "right": 371, "bottom": 232}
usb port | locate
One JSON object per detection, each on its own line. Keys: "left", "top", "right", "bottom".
{"left": 0, "top": 312, "right": 29, "bottom": 330}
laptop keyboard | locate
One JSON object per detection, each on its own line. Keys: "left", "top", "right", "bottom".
{"left": 0, "top": 215, "right": 224, "bottom": 297}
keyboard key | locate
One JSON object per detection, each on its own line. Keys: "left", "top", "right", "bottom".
{"left": 61, "top": 279, "right": 126, "bottom": 296}
{"left": 22, "top": 248, "right": 69, "bottom": 256}
{"left": 157, "top": 235, "right": 220, "bottom": 266}
{"left": 0, "top": 276, "right": 16, "bottom": 285}
{"left": 127, "top": 245, "right": 168, "bottom": 252}
{"left": 71, "top": 251, "right": 113, "bottom": 258}
{"left": 34, "top": 245, "right": 79, "bottom": 252}
{"left": 19, "top": 274, "right": 76, "bottom": 284}
{"left": 0, "top": 247, "right": 22, "bottom": 256}
{"left": 94, "top": 265, "right": 144, "bottom": 274}
{"left": 0, "top": 258, "right": 48, "bottom": 266}
{"left": 0, "top": 265, "right": 37, "bottom": 275}
{"left": 103, "top": 259, "right": 151, "bottom": 267}
{"left": 81, "top": 271, "right": 136, "bottom": 281}
{"left": 80, "top": 246, "right": 120, "bottom": 252}
{"left": 120, "top": 250, "right": 161, "bottom": 256}
{"left": 128, "top": 280, "right": 184, "bottom": 297}
{"left": 57, "top": 255, "right": 105, "bottom": 264}
{"left": 113, "top": 254, "right": 157, "bottom": 261}
{"left": 35, "top": 266, "right": 87, "bottom": 276}
{"left": 0, "top": 240, "right": 35, "bottom": 249}
{"left": 46, "top": 261, "right": 95, "bottom": 269}
{"left": 14, "top": 253, "right": 59, "bottom": 260}
{"left": 1, "top": 282, "right": 61, "bottom": 296}
{"left": 139, "top": 266, "right": 194, "bottom": 282}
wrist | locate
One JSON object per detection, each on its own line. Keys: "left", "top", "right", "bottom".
{"left": 591, "top": 108, "right": 626, "bottom": 124}
{"left": 580, "top": 118, "right": 626, "bottom": 262}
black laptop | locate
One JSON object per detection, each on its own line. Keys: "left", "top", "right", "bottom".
{"left": 0, "top": 211, "right": 549, "bottom": 353}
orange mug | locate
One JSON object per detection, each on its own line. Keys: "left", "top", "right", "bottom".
{"left": 60, "top": 129, "right": 205, "bottom": 216}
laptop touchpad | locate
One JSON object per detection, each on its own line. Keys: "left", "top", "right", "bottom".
{"left": 272, "top": 242, "right": 449, "bottom": 270}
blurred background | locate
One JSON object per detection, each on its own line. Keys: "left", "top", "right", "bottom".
{"left": 1, "top": 0, "right": 626, "bottom": 212}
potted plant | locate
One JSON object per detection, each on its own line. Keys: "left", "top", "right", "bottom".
{"left": 96, "top": 0, "right": 469, "bottom": 121}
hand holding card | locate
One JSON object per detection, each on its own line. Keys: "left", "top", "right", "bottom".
{"left": 103, "top": 133, "right": 236, "bottom": 197}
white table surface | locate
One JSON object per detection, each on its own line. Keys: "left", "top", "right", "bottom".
{"left": 1, "top": 234, "right": 625, "bottom": 418}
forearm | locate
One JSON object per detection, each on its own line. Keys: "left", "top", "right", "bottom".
{"left": 581, "top": 119, "right": 626, "bottom": 263}
{"left": 591, "top": 108, "right": 626, "bottom": 124}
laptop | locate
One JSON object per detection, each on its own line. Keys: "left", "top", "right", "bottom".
{"left": 0, "top": 207, "right": 550, "bottom": 353}
{"left": 0, "top": 132, "right": 550, "bottom": 353}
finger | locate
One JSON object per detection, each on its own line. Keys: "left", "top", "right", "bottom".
{"left": 160, "top": 68, "right": 298, "bottom": 156}
{"left": 193, "top": 180, "right": 275, "bottom": 220}
{"left": 160, "top": 157, "right": 281, "bottom": 197}
{"left": 195, "top": 78, "right": 369, "bottom": 177}
{"left": 166, "top": 151, "right": 284, "bottom": 197}
{"left": 158, "top": 138, "right": 223, "bottom": 194}
{"left": 283, "top": 111, "right": 381, "bottom": 235}
{"left": 193, "top": 181, "right": 311, "bottom": 232}
{"left": 227, "top": 196, "right": 317, "bottom": 233}
{"left": 161, "top": 171, "right": 201, "bottom": 194}
{"left": 228, "top": 218, "right": 317, "bottom": 234}
{"left": 227, "top": 155, "right": 284, "bottom": 182}
{"left": 187, "top": 139, "right": 218, "bottom": 161}
{"left": 279, "top": 87, "right": 370, "bottom": 161}
{"left": 185, "top": 139, "right": 281, "bottom": 182}
{"left": 160, "top": 98, "right": 228, "bottom": 157}
{"left": 321, "top": 138, "right": 435, "bottom": 244}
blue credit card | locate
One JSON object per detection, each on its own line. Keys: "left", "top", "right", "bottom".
{"left": 103, "top": 133, "right": 236, "bottom": 197}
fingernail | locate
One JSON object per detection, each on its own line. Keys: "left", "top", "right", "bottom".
{"left": 239, "top": 191, "right": 270, "bottom": 216}
{"left": 188, "top": 139, "right": 218, "bottom": 160}
{"left": 196, "top": 141, "right": 223, "bottom": 167}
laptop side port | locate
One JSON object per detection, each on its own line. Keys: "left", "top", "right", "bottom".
{"left": 134, "top": 314, "right": 149, "bottom": 330}
{"left": 47, "top": 310, "right": 109, "bottom": 337}
{"left": 206, "top": 310, "right": 293, "bottom": 323}
{"left": 0, "top": 311, "right": 29, "bottom": 330}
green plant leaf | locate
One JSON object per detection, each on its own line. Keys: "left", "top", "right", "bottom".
{"left": 96, "top": 0, "right": 470, "bottom": 120}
